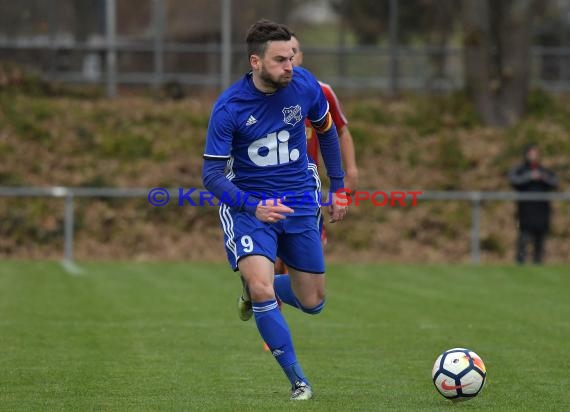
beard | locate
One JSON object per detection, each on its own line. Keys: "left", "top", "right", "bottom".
{"left": 259, "top": 66, "right": 292, "bottom": 91}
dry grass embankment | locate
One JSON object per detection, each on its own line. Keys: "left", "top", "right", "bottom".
{"left": 1, "top": 69, "right": 569, "bottom": 263}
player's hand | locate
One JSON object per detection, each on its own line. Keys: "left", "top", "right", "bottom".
{"left": 329, "top": 192, "right": 348, "bottom": 223}
{"left": 255, "top": 198, "right": 294, "bottom": 223}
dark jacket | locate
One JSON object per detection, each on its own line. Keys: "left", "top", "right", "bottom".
{"left": 508, "top": 162, "right": 557, "bottom": 232}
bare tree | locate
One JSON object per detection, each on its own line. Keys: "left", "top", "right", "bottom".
{"left": 330, "top": 0, "right": 388, "bottom": 44}
{"left": 421, "top": 0, "right": 461, "bottom": 92}
{"left": 461, "top": 0, "right": 539, "bottom": 127}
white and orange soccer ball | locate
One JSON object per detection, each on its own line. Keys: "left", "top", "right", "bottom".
{"left": 431, "top": 348, "right": 487, "bottom": 402}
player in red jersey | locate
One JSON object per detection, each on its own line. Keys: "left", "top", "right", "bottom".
{"left": 263, "top": 33, "right": 359, "bottom": 351}
{"left": 277, "top": 32, "right": 358, "bottom": 259}
{"left": 294, "top": 33, "right": 358, "bottom": 245}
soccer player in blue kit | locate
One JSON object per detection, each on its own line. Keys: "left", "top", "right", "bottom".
{"left": 202, "top": 19, "right": 348, "bottom": 400}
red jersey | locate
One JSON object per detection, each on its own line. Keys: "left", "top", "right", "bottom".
{"left": 306, "top": 81, "right": 348, "bottom": 166}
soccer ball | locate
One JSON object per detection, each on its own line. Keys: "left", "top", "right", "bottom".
{"left": 431, "top": 348, "right": 486, "bottom": 402}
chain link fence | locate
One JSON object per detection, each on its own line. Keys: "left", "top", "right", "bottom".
{"left": 2, "top": 0, "right": 570, "bottom": 96}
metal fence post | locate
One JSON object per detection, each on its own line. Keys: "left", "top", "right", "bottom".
{"left": 64, "top": 191, "right": 75, "bottom": 262}
{"left": 152, "top": 0, "right": 165, "bottom": 91}
{"left": 47, "top": 0, "right": 58, "bottom": 80}
{"left": 220, "top": 0, "right": 232, "bottom": 90}
{"left": 389, "top": 0, "right": 399, "bottom": 96}
{"left": 470, "top": 193, "right": 481, "bottom": 264}
{"left": 105, "top": 0, "right": 117, "bottom": 98}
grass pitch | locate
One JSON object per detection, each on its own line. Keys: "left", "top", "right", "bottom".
{"left": 0, "top": 261, "right": 569, "bottom": 411}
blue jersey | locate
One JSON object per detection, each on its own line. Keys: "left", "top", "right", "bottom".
{"left": 204, "top": 66, "right": 330, "bottom": 215}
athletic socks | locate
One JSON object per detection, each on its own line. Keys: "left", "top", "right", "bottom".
{"left": 252, "top": 300, "right": 309, "bottom": 386}
{"left": 273, "top": 275, "right": 300, "bottom": 308}
{"left": 274, "top": 274, "right": 326, "bottom": 314}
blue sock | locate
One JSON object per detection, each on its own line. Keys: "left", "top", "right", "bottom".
{"left": 274, "top": 275, "right": 300, "bottom": 308}
{"left": 253, "top": 300, "right": 309, "bottom": 386}
{"left": 274, "top": 275, "right": 326, "bottom": 315}
{"left": 297, "top": 299, "right": 326, "bottom": 314}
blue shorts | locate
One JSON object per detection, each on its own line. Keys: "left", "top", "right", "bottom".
{"left": 219, "top": 204, "right": 325, "bottom": 274}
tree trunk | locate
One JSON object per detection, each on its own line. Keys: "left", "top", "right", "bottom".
{"left": 462, "top": 0, "right": 535, "bottom": 127}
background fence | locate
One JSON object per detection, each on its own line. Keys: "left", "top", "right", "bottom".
{"left": 2, "top": 1, "right": 569, "bottom": 265}
{"left": 2, "top": 0, "right": 570, "bottom": 96}
{"left": 1, "top": 186, "right": 569, "bottom": 265}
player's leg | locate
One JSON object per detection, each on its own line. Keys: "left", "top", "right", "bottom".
{"left": 273, "top": 268, "right": 326, "bottom": 313}
{"left": 220, "top": 204, "right": 270, "bottom": 322}
{"left": 267, "top": 215, "right": 325, "bottom": 399}
{"left": 287, "top": 268, "right": 326, "bottom": 314}
{"left": 218, "top": 205, "right": 254, "bottom": 321}
{"left": 220, "top": 207, "right": 311, "bottom": 399}
{"left": 274, "top": 254, "right": 296, "bottom": 307}
{"left": 273, "top": 257, "right": 288, "bottom": 309}
{"left": 289, "top": 212, "right": 327, "bottom": 313}
{"left": 269, "top": 215, "right": 325, "bottom": 399}
{"left": 239, "top": 255, "right": 312, "bottom": 400}
{"left": 238, "top": 274, "right": 253, "bottom": 321}
{"left": 274, "top": 214, "right": 326, "bottom": 313}
{"left": 274, "top": 257, "right": 288, "bottom": 275}
{"left": 261, "top": 257, "right": 288, "bottom": 351}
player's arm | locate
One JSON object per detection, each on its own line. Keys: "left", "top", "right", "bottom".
{"left": 202, "top": 105, "right": 260, "bottom": 214}
{"left": 323, "top": 84, "right": 358, "bottom": 192}
{"left": 202, "top": 161, "right": 292, "bottom": 221}
{"left": 305, "top": 70, "right": 347, "bottom": 222}
{"left": 312, "top": 112, "right": 344, "bottom": 194}
{"left": 338, "top": 126, "right": 358, "bottom": 192}
{"left": 202, "top": 106, "right": 293, "bottom": 220}
{"left": 308, "top": 82, "right": 345, "bottom": 193}
{"left": 201, "top": 159, "right": 258, "bottom": 213}
{"left": 312, "top": 112, "right": 348, "bottom": 223}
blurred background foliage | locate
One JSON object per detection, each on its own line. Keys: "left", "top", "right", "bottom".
{"left": 1, "top": 64, "right": 569, "bottom": 262}
{"left": 1, "top": 0, "right": 570, "bottom": 262}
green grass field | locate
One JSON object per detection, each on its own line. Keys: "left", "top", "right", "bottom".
{"left": 1, "top": 262, "right": 569, "bottom": 411}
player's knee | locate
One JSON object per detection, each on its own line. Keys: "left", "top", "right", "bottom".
{"left": 297, "top": 289, "right": 326, "bottom": 314}
{"left": 247, "top": 279, "right": 275, "bottom": 301}
{"left": 299, "top": 299, "right": 326, "bottom": 315}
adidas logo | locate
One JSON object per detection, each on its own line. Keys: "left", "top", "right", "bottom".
{"left": 246, "top": 115, "right": 257, "bottom": 126}
{"left": 272, "top": 349, "right": 285, "bottom": 357}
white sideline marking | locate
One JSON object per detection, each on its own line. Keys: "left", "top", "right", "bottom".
{"left": 60, "top": 259, "right": 85, "bottom": 275}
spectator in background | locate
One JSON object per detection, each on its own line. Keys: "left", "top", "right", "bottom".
{"left": 508, "top": 143, "right": 558, "bottom": 264}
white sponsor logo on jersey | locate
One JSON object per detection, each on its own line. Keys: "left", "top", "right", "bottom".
{"left": 247, "top": 130, "right": 300, "bottom": 166}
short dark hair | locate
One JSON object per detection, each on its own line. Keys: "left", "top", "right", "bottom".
{"left": 246, "top": 19, "right": 292, "bottom": 58}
